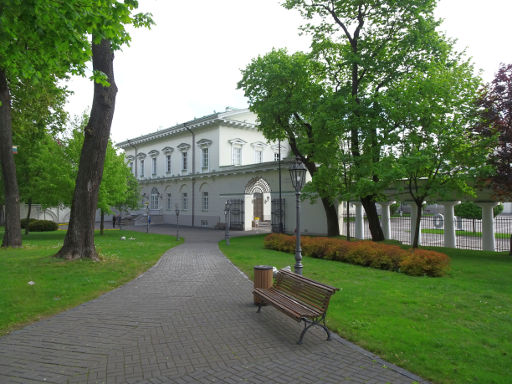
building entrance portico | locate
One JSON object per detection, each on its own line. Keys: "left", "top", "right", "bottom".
{"left": 244, "top": 176, "right": 271, "bottom": 231}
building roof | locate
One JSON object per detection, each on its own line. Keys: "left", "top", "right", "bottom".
{"left": 117, "top": 107, "right": 256, "bottom": 149}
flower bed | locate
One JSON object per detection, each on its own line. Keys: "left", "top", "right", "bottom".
{"left": 264, "top": 233, "right": 450, "bottom": 277}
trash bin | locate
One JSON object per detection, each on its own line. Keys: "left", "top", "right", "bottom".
{"left": 253, "top": 265, "right": 273, "bottom": 305}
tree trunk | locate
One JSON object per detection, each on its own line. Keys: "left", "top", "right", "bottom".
{"left": 100, "top": 210, "right": 104, "bottom": 235}
{"left": 320, "top": 197, "right": 339, "bottom": 237}
{"left": 412, "top": 201, "right": 423, "bottom": 249}
{"left": 25, "top": 199, "right": 32, "bottom": 235}
{"left": 55, "top": 39, "right": 117, "bottom": 260}
{"left": 346, "top": 201, "right": 351, "bottom": 241}
{"left": 360, "top": 195, "right": 385, "bottom": 241}
{"left": 0, "top": 69, "right": 22, "bottom": 248}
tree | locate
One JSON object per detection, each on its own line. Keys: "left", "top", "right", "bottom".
{"left": 11, "top": 79, "right": 71, "bottom": 234}
{"left": 282, "top": 0, "right": 449, "bottom": 241}
{"left": 475, "top": 64, "right": 512, "bottom": 199}
{"left": 474, "top": 65, "right": 512, "bottom": 255}
{"left": 238, "top": 49, "right": 341, "bottom": 236}
{"left": 56, "top": 2, "right": 151, "bottom": 260}
{"left": 389, "top": 54, "right": 492, "bottom": 248}
{"left": 98, "top": 141, "right": 139, "bottom": 235}
{"left": 0, "top": 0, "right": 92, "bottom": 247}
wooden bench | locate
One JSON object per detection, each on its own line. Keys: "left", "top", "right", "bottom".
{"left": 253, "top": 269, "right": 339, "bottom": 344}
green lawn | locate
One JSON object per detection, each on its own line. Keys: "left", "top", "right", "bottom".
{"left": 0, "top": 229, "right": 180, "bottom": 336}
{"left": 219, "top": 235, "right": 512, "bottom": 384}
{"left": 422, "top": 228, "right": 511, "bottom": 239}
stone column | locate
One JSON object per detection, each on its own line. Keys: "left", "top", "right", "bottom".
{"left": 355, "top": 202, "right": 364, "bottom": 239}
{"left": 476, "top": 202, "right": 498, "bottom": 251}
{"left": 338, "top": 201, "right": 345, "bottom": 236}
{"left": 441, "top": 201, "right": 460, "bottom": 248}
{"left": 379, "top": 201, "right": 395, "bottom": 240}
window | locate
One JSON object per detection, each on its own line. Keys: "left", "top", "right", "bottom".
{"left": 152, "top": 157, "right": 157, "bottom": 175}
{"left": 182, "top": 192, "right": 188, "bottom": 210}
{"left": 233, "top": 147, "right": 242, "bottom": 166}
{"left": 255, "top": 150, "right": 263, "bottom": 163}
{"left": 201, "top": 148, "right": 209, "bottom": 170}
{"left": 166, "top": 193, "right": 172, "bottom": 210}
{"left": 140, "top": 159, "right": 145, "bottom": 177}
{"left": 129, "top": 161, "right": 133, "bottom": 174}
{"left": 274, "top": 152, "right": 280, "bottom": 162}
{"left": 182, "top": 152, "right": 188, "bottom": 171}
{"left": 150, "top": 187, "right": 159, "bottom": 209}
{"left": 202, "top": 192, "right": 208, "bottom": 211}
{"left": 166, "top": 155, "right": 171, "bottom": 173}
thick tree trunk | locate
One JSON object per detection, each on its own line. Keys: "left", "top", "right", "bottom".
{"left": 360, "top": 195, "right": 385, "bottom": 242}
{"left": 412, "top": 201, "right": 423, "bottom": 249}
{"left": 25, "top": 199, "right": 32, "bottom": 235}
{"left": 56, "top": 39, "right": 117, "bottom": 260}
{"left": 320, "top": 197, "right": 340, "bottom": 237}
{"left": 0, "top": 69, "right": 22, "bottom": 248}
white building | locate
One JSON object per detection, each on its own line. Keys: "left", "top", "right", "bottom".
{"left": 117, "top": 107, "right": 332, "bottom": 234}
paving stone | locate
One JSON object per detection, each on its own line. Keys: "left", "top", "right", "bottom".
{"left": 0, "top": 225, "right": 429, "bottom": 384}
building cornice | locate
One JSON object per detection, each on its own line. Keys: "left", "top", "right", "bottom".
{"left": 117, "top": 108, "right": 256, "bottom": 149}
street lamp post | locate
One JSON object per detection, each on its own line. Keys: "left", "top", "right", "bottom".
{"left": 145, "top": 202, "right": 149, "bottom": 233}
{"left": 289, "top": 156, "right": 307, "bottom": 275}
{"left": 224, "top": 200, "right": 231, "bottom": 245}
{"left": 175, "top": 205, "right": 180, "bottom": 241}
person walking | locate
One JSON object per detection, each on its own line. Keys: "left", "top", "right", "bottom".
{"left": 112, "top": 215, "right": 116, "bottom": 228}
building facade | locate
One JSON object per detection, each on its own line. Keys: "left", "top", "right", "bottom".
{"left": 117, "top": 107, "right": 331, "bottom": 234}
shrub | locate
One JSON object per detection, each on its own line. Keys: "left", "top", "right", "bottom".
{"left": 20, "top": 218, "right": 38, "bottom": 229}
{"left": 28, "top": 220, "right": 58, "bottom": 232}
{"left": 263, "top": 234, "right": 450, "bottom": 277}
{"left": 400, "top": 249, "right": 451, "bottom": 277}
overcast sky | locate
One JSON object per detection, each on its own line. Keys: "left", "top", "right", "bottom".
{"left": 64, "top": 0, "right": 512, "bottom": 143}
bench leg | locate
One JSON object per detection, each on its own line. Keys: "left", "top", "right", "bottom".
{"left": 256, "top": 302, "right": 262, "bottom": 313}
{"left": 297, "top": 315, "right": 331, "bottom": 344}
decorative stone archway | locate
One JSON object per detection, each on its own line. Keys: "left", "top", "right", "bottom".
{"left": 243, "top": 177, "right": 272, "bottom": 230}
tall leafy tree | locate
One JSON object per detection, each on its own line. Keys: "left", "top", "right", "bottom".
{"left": 239, "top": 49, "right": 341, "bottom": 236}
{"left": 475, "top": 63, "right": 512, "bottom": 254}
{"left": 389, "top": 54, "right": 491, "bottom": 248}
{"left": 0, "top": 0, "right": 91, "bottom": 247}
{"left": 282, "top": 0, "right": 448, "bottom": 241}
{"left": 12, "top": 79, "right": 70, "bottom": 234}
{"left": 56, "top": 3, "right": 152, "bottom": 260}
{"left": 475, "top": 63, "right": 512, "bottom": 199}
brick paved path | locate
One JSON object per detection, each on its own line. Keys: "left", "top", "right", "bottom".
{"left": 0, "top": 226, "right": 429, "bottom": 384}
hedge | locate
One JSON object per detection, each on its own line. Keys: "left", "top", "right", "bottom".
{"left": 27, "top": 220, "right": 58, "bottom": 232}
{"left": 20, "top": 218, "right": 38, "bottom": 229}
{"left": 264, "top": 234, "right": 450, "bottom": 277}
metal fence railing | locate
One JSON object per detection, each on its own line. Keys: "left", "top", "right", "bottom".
{"left": 343, "top": 214, "right": 511, "bottom": 252}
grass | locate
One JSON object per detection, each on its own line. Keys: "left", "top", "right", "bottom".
{"left": 219, "top": 235, "right": 512, "bottom": 384}
{"left": 0, "top": 229, "right": 180, "bottom": 336}
{"left": 422, "top": 228, "right": 511, "bottom": 239}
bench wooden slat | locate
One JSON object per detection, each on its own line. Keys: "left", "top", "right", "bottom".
{"left": 253, "top": 269, "right": 340, "bottom": 344}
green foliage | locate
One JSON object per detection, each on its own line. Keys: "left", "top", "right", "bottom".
{"left": 221, "top": 235, "right": 512, "bottom": 384}
{"left": 20, "top": 218, "right": 37, "bottom": 229}
{"left": 264, "top": 234, "right": 451, "bottom": 277}
{"left": 454, "top": 202, "right": 503, "bottom": 219}
{"left": 27, "top": 220, "right": 58, "bottom": 232}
